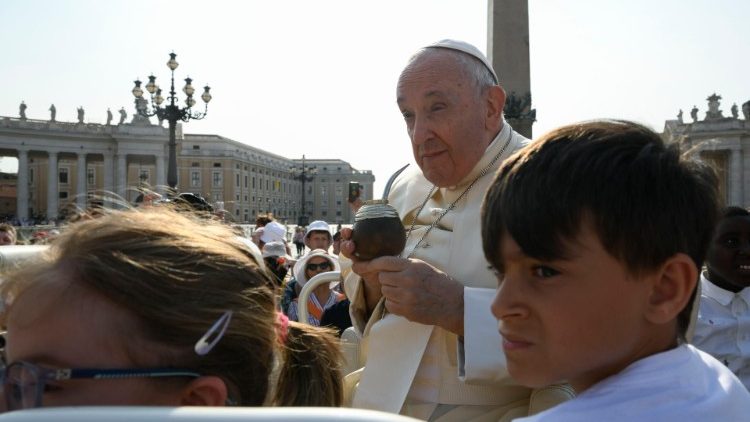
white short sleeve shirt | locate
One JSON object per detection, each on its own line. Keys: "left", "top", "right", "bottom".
{"left": 692, "top": 273, "right": 750, "bottom": 389}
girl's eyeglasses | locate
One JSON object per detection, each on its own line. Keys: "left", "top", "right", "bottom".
{"left": 305, "top": 261, "right": 332, "bottom": 272}
{"left": 0, "top": 361, "right": 200, "bottom": 410}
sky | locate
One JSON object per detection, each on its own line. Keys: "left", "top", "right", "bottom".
{"left": 1, "top": 0, "right": 748, "bottom": 195}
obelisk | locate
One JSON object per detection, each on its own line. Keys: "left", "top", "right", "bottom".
{"left": 487, "top": 0, "right": 535, "bottom": 138}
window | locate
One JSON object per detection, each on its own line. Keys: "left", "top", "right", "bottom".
{"left": 59, "top": 168, "right": 68, "bottom": 184}
{"left": 236, "top": 173, "right": 240, "bottom": 187}
{"left": 29, "top": 168, "right": 33, "bottom": 183}
{"left": 252, "top": 177, "right": 256, "bottom": 188}
{"left": 213, "top": 163, "right": 221, "bottom": 168}
{"left": 193, "top": 145, "right": 200, "bottom": 150}
{"left": 244, "top": 175, "right": 248, "bottom": 188}
{"left": 59, "top": 191, "right": 68, "bottom": 199}
{"left": 192, "top": 162, "right": 200, "bottom": 167}
{"left": 87, "top": 168, "right": 95, "bottom": 186}
{"left": 191, "top": 171, "right": 201, "bottom": 188}
{"left": 212, "top": 171, "right": 222, "bottom": 188}
{"left": 213, "top": 192, "right": 222, "bottom": 202}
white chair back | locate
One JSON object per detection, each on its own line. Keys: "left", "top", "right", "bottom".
{"left": 0, "top": 245, "right": 49, "bottom": 273}
{"left": 296, "top": 271, "right": 362, "bottom": 375}
{"left": 0, "top": 407, "right": 421, "bottom": 421}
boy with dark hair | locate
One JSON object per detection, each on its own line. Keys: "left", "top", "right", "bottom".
{"left": 481, "top": 120, "right": 750, "bottom": 420}
{"left": 693, "top": 205, "right": 750, "bottom": 389}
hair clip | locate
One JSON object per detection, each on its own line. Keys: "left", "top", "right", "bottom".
{"left": 194, "top": 310, "right": 233, "bottom": 356}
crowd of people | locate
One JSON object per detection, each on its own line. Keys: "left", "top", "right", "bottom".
{"left": 0, "top": 39, "right": 748, "bottom": 421}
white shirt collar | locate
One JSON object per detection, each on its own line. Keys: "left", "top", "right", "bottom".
{"left": 701, "top": 272, "right": 750, "bottom": 306}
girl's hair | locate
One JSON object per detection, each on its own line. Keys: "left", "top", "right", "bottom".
{"left": 0, "top": 207, "right": 342, "bottom": 406}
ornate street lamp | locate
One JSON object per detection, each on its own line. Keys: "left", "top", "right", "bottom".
{"left": 290, "top": 155, "right": 317, "bottom": 226}
{"left": 131, "top": 52, "right": 212, "bottom": 190}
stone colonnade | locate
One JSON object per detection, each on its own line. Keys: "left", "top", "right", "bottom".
{"left": 14, "top": 149, "right": 166, "bottom": 220}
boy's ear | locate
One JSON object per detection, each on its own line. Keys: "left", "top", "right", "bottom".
{"left": 645, "top": 253, "right": 698, "bottom": 325}
{"left": 179, "top": 375, "right": 228, "bottom": 407}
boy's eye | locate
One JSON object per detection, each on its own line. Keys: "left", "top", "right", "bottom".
{"left": 533, "top": 265, "right": 560, "bottom": 278}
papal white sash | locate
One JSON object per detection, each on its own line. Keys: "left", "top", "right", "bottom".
{"left": 352, "top": 313, "right": 434, "bottom": 413}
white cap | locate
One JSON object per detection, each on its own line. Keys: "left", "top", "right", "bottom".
{"left": 262, "top": 241, "right": 294, "bottom": 261}
{"left": 260, "top": 221, "right": 286, "bottom": 243}
{"left": 426, "top": 39, "right": 498, "bottom": 84}
{"left": 293, "top": 249, "right": 340, "bottom": 286}
{"left": 234, "top": 236, "right": 265, "bottom": 269}
{"left": 305, "top": 220, "right": 330, "bottom": 238}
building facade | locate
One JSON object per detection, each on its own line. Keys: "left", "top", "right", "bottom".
{"left": 292, "top": 158, "right": 375, "bottom": 224}
{"left": 0, "top": 114, "right": 374, "bottom": 224}
{"left": 663, "top": 94, "right": 750, "bottom": 207}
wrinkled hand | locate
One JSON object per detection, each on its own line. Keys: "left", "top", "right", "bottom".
{"left": 348, "top": 197, "right": 363, "bottom": 214}
{"left": 352, "top": 256, "right": 465, "bottom": 336}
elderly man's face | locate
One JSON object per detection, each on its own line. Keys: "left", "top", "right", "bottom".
{"left": 397, "top": 51, "right": 491, "bottom": 187}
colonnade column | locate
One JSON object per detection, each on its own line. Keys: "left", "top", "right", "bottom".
{"left": 76, "top": 152, "right": 87, "bottom": 209}
{"left": 46, "top": 152, "right": 59, "bottom": 221}
{"left": 116, "top": 154, "right": 127, "bottom": 200}
{"left": 156, "top": 154, "right": 166, "bottom": 194}
{"left": 730, "top": 146, "right": 743, "bottom": 205}
{"left": 103, "top": 154, "right": 115, "bottom": 208}
{"left": 16, "top": 150, "right": 29, "bottom": 221}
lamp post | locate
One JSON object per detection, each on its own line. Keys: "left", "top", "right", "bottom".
{"left": 131, "top": 52, "right": 212, "bottom": 191}
{"left": 290, "top": 155, "right": 317, "bottom": 226}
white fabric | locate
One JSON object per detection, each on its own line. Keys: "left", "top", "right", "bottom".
{"left": 513, "top": 344, "right": 750, "bottom": 422}
{"left": 261, "top": 241, "right": 293, "bottom": 260}
{"left": 235, "top": 236, "right": 265, "bottom": 269}
{"left": 462, "top": 287, "right": 508, "bottom": 382}
{"left": 305, "top": 220, "right": 330, "bottom": 238}
{"left": 260, "top": 221, "right": 286, "bottom": 243}
{"left": 349, "top": 122, "right": 531, "bottom": 415}
{"left": 692, "top": 273, "right": 750, "bottom": 389}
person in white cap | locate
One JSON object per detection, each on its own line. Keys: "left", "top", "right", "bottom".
{"left": 341, "top": 40, "right": 571, "bottom": 419}
{"left": 286, "top": 249, "right": 343, "bottom": 326}
{"left": 304, "top": 220, "right": 333, "bottom": 253}
{"left": 280, "top": 221, "right": 334, "bottom": 314}
{"left": 261, "top": 240, "right": 295, "bottom": 286}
